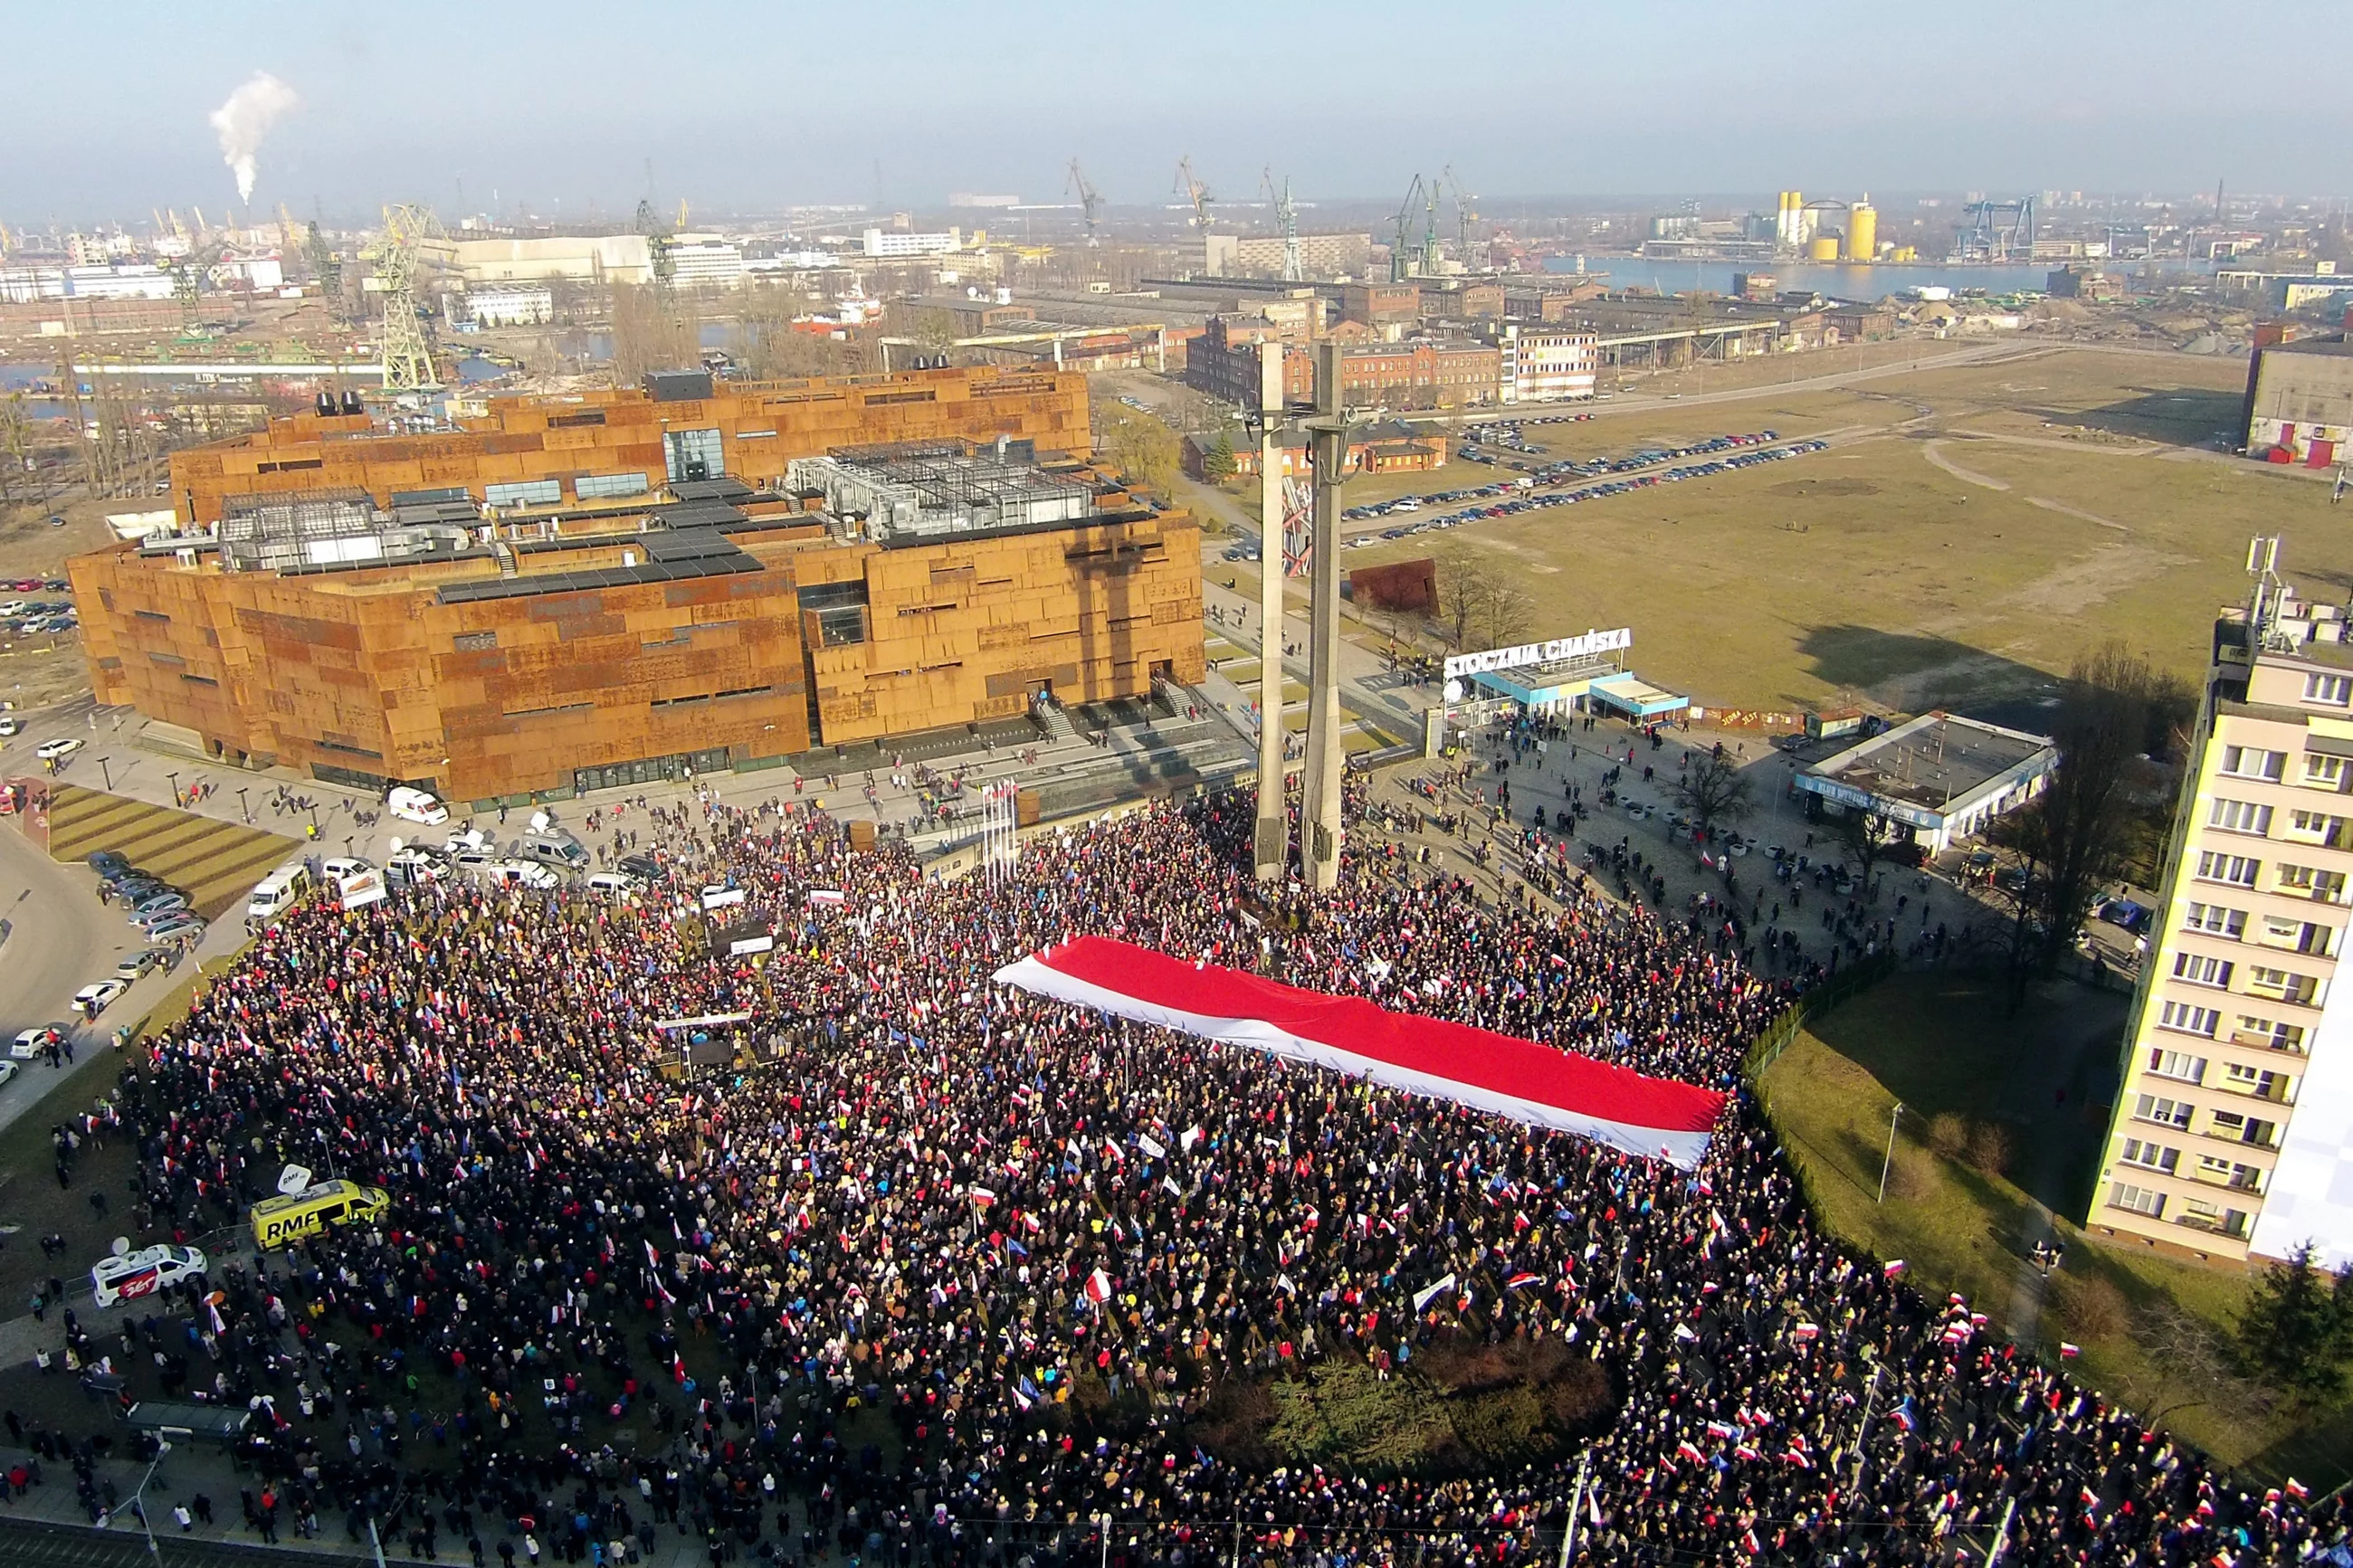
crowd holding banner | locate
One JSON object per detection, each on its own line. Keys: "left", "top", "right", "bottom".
{"left": 39, "top": 779, "right": 2342, "bottom": 1566}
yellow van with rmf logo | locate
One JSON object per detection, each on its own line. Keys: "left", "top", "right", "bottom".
{"left": 250, "top": 1179, "right": 390, "bottom": 1250}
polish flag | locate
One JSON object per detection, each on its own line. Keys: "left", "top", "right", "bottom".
{"left": 994, "top": 936, "right": 1727, "bottom": 1168}
{"left": 1085, "top": 1269, "right": 1112, "bottom": 1304}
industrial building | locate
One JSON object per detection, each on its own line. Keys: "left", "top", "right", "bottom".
{"left": 73, "top": 429, "right": 1204, "bottom": 806}
{"left": 2096, "top": 573, "right": 2353, "bottom": 1264}
{"left": 1793, "top": 712, "right": 2057, "bottom": 856}
{"left": 1202, "top": 233, "right": 1372, "bottom": 280}
{"left": 1491, "top": 325, "right": 1599, "bottom": 403}
{"left": 1185, "top": 316, "right": 1500, "bottom": 411}
{"left": 2242, "top": 334, "right": 2353, "bottom": 467}
{"left": 164, "top": 366, "right": 1093, "bottom": 527}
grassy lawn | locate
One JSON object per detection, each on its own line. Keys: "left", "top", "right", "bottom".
{"left": 1337, "top": 347, "right": 2353, "bottom": 718}
{"left": 1760, "top": 967, "right": 2353, "bottom": 1486}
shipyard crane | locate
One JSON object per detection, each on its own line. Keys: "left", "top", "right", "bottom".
{"left": 1389, "top": 174, "right": 1425, "bottom": 281}
{"left": 1444, "top": 165, "right": 1478, "bottom": 263}
{"left": 1261, "top": 168, "right": 1302, "bottom": 281}
{"left": 1173, "top": 156, "right": 1213, "bottom": 230}
{"left": 1421, "top": 172, "right": 1444, "bottom": 276}
{"left": 634, "top": 198, "right": 677, "bottom": 299}
{"left": 304, "top": 221, "right": 346, "bottom": 325}
{"left": 1065, "top": 159, "right": 1105, "bottom": 242}
{"left": 367, "top": 203, "right": 445, "bottom": 393}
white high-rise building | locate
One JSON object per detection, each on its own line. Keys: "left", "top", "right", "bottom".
{"left": 2099, "top": 549, "right": 2353, "bottom": 1264}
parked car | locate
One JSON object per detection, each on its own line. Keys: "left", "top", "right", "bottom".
{"left": 481, "top": 859, "right": 558, "bottom": 891}
{"left": 146, "top": 913, "right": 207, "bottom": 943}
{"left": 34, "top": 736, "right": 81, "bottom": 761}
{"left": 0, "top": 1060, "right": 18, "bottom": 1088}
{"left": 616, "top": 852, "right": 663, "bottom": 881}
{"left": 10, "top": 1024, "right": 65, "bottom": 1060}
{"left": 88, "top": 851, "right": 130, "bottom": 878}
{"left": 584, "top": 870, "right": 642, "bottom": 897}
{"left": 71, "top": 979, "right": 127, "bottom": 1017}
{"left": 0, "top": 718, "right": 18, "bottom": 738}
{"left": 115, "top": 949, "right": 165, "bottom": 982}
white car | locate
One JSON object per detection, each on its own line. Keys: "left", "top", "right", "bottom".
{"left": 0, "top": 717, "right": 18, "bottom": 737}
{"left": 386, "top": 786, "right": 450, "bottom": 826}
{"left": 584, "top": 870, "right": 642, "bottom": 897}
{"left": 321, "top": 855, "right": 377, "bottom": 884}
{"left": 0, "top": 1060, "right": 18, "bottom": 1088}
{"left": 481, "top": 859, "right": 558, "bottom": 890}
{"left": 10, "top": 1024, "right": 64, "bottom": 1060}
{"left": 91, "top": 1244, "right": 208, "bottom": 1307}
{"left": 35, "top": 737, "right": 82, "bottom": 761}
{"left": 71, "top": 979, "right": 128, "bottom": 1017}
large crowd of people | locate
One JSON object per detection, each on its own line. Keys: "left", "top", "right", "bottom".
{"left": 34, "top": 773, "right": 2345, "bottom": 1566}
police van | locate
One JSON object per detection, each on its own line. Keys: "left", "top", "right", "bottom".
{"left": 249, "top": 1178, "right": 390, "bottom": 1250}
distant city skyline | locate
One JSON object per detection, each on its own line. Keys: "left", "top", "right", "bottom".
{"left": 5, "top": 0, "right": 2347, "bottom": 223}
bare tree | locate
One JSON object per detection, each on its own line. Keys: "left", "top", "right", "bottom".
{"left": 1824, "top": 802, "right": 1902, "bottom": 888}
{"left": 1434, "top": 552, "right": 1531, "bottom": 652}
{"left": 1102, "top": 411, "right": 1180, "bottom": 496}
{"left": 1675, "top": 753, "right": 1755, "bottom": 839}
{"left": 2000, "top": 643, "right": 2188, "bottom": 996}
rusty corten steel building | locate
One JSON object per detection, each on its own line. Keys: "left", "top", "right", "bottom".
{"left": 74, "top": 372, "right": 1203, "bottom": 805}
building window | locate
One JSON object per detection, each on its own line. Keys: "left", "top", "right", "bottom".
{"left": 2109, "top": 1183, "right": 2167, "bottom": 1218}
{"left": 2120, "top": 1139, "right": 2180, "bottom": 1174}
{"left": 452, "top": 631, "right": 497, "bottom": 652}
{"left": 2278, "top": 862, "right": 2348, "bottom": 902}
{"left": 2148, "top": 1045, "right": 2210, "bottom": 1080}
{"left": 2134, "top": 1093, "right": 2195, "bottom": 1129}
{"left": 576, "top": 471, "right": 650, "bottom": 500}
{"left": 2207, "top": 798, "right": 2274, "bottom": 836}
{"left": 2307, "top": 672, "right": 2353, "bottom": 706}
{"left": 2158, "top": 1002, "right": 2220, "bottom": 1038}
{"left": 2235, "top": 1013, "right": 2307, "bottom": 1053}
{"left": 2196, "top": 851, "right": 2262, "bottom": 887}
{"left": 485, "top": 479, "right": 562, "bottom": 509}
{"left": 2169, "top": 952, "right": 2233, "bottom": 989}
{"left": 2184, "top": 902, "right": 2245, "bottom": 937}
{"left": 2303, "top": 752, "right": 2352, "bottom": 792}
{"left": 2220, "top": 746, "right": 2287, "bottom": 782}
{"left": 2222, "top": 1061, "right": 2283, "bottom": 1098}
{"left": 2247, "top": 965, "right": 2320, "bottom": 1005}
{"left": 2208, "top": 1109, "right": 2277, "bottom": 1147}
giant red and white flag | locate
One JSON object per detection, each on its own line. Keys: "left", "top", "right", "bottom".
{"left": 993, "top": 936, "right": 1726, "bottom": 1168}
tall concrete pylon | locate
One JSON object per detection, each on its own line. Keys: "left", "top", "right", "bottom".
{"left": 1299, "top": 342, "right": 1349, "bottom": 892}
{"left": 1253, "top": 347, "right": 1290, "bottom": 881}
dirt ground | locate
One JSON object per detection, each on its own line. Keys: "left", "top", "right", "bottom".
{"left": 1336, "top": 346, "right": 2353, "bottom": 717}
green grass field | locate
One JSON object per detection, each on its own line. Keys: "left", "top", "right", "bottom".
{"left": 1330, "top": 347, "right": 2353, "bottom": 717}
{"left": 1759, "top": 968, "right": 2353, "bottom": 1486}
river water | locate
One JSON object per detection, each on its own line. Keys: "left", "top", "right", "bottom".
{"left": 1542, "top": 254, "right": 2215, "bottom": 299}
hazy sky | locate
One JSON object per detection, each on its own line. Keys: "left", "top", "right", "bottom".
{"left": 5, "top": 0, "right": 2345, "bottom": 224}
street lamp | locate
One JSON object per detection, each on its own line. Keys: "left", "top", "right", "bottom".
{"left": 99, "top": 756, "right": 110, "bottom": 791}
{"left": 237, "top": 787, "right": 249, "bottom": 823}
{"left": 166, "top": 771, "right": 180, "bottom": 808}
{"left": 124, "top": 1442, "right": 170, "bottom": 1563}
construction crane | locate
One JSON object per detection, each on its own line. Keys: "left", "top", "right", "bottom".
{"left": 277, "top": 202, "right": 300, "bottom": 255}
{"left": 1173, "top": 157, "right": 1213, "bottom": 230}
{"left": 1262, "top": 168, "right": 1301, "bottom": 282}
{"left": 368, "top": 203, "right": 444, "bottom": 393}
{"left": 1444, "top": 165, "right": 1478, "bottom": 264}
{"left": 1422, "top": 172, "right": 1444, "bottom": 277}
{"left": 677, "top": 198, "right": 690, "bottom": 231}
{"left": 635, "top": 199, "right": 678, "bottom": 300}
{"left": 1389, "top": 174, "right": 1425, "bottom": 281}
{"left": 305, "top": 221, "right": 346, "bottom": 325}
{"left": 1066, "top": 159, "right": 1105, "bottom": 242}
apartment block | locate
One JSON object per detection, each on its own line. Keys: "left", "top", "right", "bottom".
{"left": 2097, "top": 581, "right": 2353, "bottom": 1263}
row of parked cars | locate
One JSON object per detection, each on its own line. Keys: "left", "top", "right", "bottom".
{"left": 1343, "top": 438, "right": 1831, "bottom": 541}
{"left": 1346, "top": 430, "right": 1785, "bottom": 525}
{"left": 1454, "top": 412, "right": 1597, "bottom": 456}
{"left": 88, "top": 851, "right": 206, "bottom": 946}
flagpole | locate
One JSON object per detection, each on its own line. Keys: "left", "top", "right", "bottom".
{"left": 1877, "top": 1101, "right": 1902, "bottom": 1203}
{"left": 1985, "top": 1495, "right": 2017, "bottom": 1565}
{"left": 1558, "top": 1450, "right": 1590, "bottom": 1568}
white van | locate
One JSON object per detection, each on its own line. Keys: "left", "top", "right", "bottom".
{"left": 92, "top": 1244, "right": 207, "bottom": 1307}
{"left": 244, "top": 860, "right": 313, "bottom": 930}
